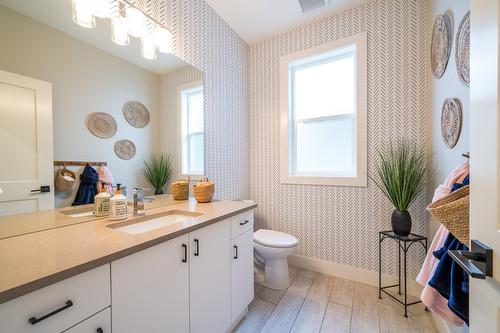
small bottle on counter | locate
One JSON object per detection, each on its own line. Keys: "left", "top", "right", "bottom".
{"left": 94, "top": 183, "right": 111, "bottom": 217}
{"left": 110, "top": 184, "right": 128, "bottom": 221}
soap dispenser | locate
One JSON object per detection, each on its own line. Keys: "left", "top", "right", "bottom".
{"left": 110, "top": 184, "right": 128, "bottom": 220}
{"left": 94, "top": 183, "right": 111, "bottom": 217}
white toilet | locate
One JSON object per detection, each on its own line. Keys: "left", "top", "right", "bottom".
{"left": 254, "top": 229, "right": 298, "bottom": 289}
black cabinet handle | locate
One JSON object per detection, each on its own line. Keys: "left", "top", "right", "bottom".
{"left": 182, "top": 244, "right": 187, "bottom": 263}
{"left": 234, "top": 245, "right": 238, "bottom": 259}
{"left": 194, "top": 239, "right": 200, "bottom": 256}
{"left": 96, "top": 328, "right": 103, "bottom": 333}
{"left": 239, "top": 220, "right": 250, "bottom": 226}
{"left": 28, "top": 300, "right": 73, "bottom": 325}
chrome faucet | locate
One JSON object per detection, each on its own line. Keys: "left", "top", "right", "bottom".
{"left": 133, "top": 188, "right": 154, "bottom": 216}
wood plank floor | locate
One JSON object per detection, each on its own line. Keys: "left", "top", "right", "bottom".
{"left": 233, "top": 267, "right": 438, "bottom": 333}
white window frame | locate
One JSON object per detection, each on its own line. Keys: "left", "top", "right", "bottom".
{"left": 279, "top": 32, "right": 367, "bottom": 186}
{"left": 178, "top": 81, "right": 204, "bottom": 179}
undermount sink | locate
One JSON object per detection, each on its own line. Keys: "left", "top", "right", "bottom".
{"left": 107, "top": 210, "right": 202, "bottom": 235}
{"left": 59, "top": 206, "right": 95, "bottom": 218}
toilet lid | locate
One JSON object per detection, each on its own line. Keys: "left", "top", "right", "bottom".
{"left": 254, "top": 229, "right": 298, "bottom": 248}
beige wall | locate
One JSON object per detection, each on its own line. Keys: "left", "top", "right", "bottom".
{"left": 426, "top": 1, "right": 470, "bottom": 332}
{"left": 0, "top": 6, "right": 161, "bottom": 207}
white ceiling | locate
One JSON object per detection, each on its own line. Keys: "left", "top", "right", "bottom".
{"left": 205, "top": 0, "right": 367, "bottom": 45}
{"left": 0, "top": 0, "right": 188, "bottom": 74}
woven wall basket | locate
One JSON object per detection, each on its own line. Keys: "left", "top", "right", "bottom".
{"left": 427, "top": 185, "right": 469, "bottom": 245}
{"left": 431, "top": 14, "right": 451, "bottom": 79}
{"left": 441, "top": 98, "right": 463, "bottom": 149}
{"left": 455, "top": 11, "right": 470, "bottom": 86}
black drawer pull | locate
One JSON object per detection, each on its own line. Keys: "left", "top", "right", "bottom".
{"left": 194, "top": 239, "right": 200, "bottom": 256}
{"left": 28, "top": 300, "right": 73, "bottom": 325}
{"left": 239, "top": 220, "right": 250, "bottom": 226}
{"left": 182, "top": 244, "right": 187, "bottom": 263}
{"left": 234, "top": 245, "right": 238, "bottom": 259}
{"left": 96, "top": 328, "right": 103, "bottom": 333}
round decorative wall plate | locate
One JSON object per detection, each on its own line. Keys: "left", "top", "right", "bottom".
{"left": 87, "top": 112, "right": 117, "bottom": 139}
{"left": 441, "top": 98, "right": 463, "bottom": 149}
{"left": 455, "top": 11, "right": 470, "bottom": 86}
{"left": 431, "top": 14, "right": 451, "bottom": 79}
{"left": 122, "top": 101, "right": 150, "bottom": 128}
{"left": 114, "top": 139, "right": 136, "bottom": 160}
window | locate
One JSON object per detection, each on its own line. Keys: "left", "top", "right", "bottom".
{"left": 280, "top": 33, "right": 367, "bottom": 186}
{"left": 180, "top": 83, "right": 204, "bottom": 176}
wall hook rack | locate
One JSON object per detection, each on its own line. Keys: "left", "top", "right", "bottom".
{"left": 53, "top": 161, "right": 107, "bottom": 167}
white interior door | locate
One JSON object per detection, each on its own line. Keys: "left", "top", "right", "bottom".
{"left": 0, "top": 69, "right": 53, "bottom": 216}
{"left": 470, "top": 2, "right": 500, "bottom": 332}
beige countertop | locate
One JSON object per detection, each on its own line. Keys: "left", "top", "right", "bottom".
{"left": 0, "top": 199, "right": 256, "bottom": 304}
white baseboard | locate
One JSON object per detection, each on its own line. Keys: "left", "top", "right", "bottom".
{"left": 288, "top": 254, "right": 423, "bottom": 297}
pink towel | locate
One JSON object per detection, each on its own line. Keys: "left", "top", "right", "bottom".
{"left": 416, "top": 162, "right": 469, "bottom": 327}
{"left": 97, "top": 166, "right": 115, "bottom": 195}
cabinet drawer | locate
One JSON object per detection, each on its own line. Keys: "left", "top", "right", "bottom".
{"left": 230, "top": 210, "right": 254, "bottom": 239}
{"left": 64, "top": 308, "right": 110, "bottom": 333}
{"left": 0, "top": 265, "right": 110, "bottom": 333}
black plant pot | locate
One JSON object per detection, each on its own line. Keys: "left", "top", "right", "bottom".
{"left": 154, "top": 188, "right": 164, "bottom": 195}
{"left": 391, "top": 209, "right": 412, "bottom": 236}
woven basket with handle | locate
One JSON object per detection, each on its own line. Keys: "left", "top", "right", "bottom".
{"left": 193, "top": 176, "right": 214, "bottom": 203}
{"left": 171, "top": 177, "right": 189, "bottom": 200}
{"left": 427, "top": 185, "right": 469, "bottom": 245}
{"left": 55, "top": 167, "right": 76, "bottom": 192}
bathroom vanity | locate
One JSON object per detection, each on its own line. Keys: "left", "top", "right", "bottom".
{"left": 0, "top": 199, "right": 256, "bottom": 333}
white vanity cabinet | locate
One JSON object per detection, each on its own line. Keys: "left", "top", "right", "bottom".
{"left": 111, "top": 234, "right": 190, "bottom": 333}
{"left": 189, "top": 219, "right": 231, "bottom": 333}
{"left": 0, "top": 265, "right": 110, "bottom": 333}
{"left": 230, "top": 211, "right": 255, "bottom": 323}
{"left": 63, "top": 308, "right": 110, "bottom": 333}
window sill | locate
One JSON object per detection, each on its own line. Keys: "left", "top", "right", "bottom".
{"left": 181, "top": 174, "right": 204, "bottom": 182}
{"left": 280, "top": 175, "right": 367, "bottom": 187}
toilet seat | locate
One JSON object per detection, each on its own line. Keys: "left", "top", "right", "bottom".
{"left": 254, "top": 229, "right": 298, "bottom": 248}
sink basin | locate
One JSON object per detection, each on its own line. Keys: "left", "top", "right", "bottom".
{"left": 107, "top": 210, "right": 202, "bottom": 235}
{"left": 59, "top": 206, "right": 95, "bottom": 218}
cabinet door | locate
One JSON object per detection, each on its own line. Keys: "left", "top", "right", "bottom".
{"left": 231, "top": 229, "right": 254, "bottom": 322}
{"left": 111, "top": 234, "right": 190, "bottom": 333}
{"left": 189, "top": 219, "right": 231, "bottom": 333}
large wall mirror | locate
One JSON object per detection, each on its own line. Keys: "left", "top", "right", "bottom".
{"left": 0, "top": 0, "right": 204, "bottom": 235}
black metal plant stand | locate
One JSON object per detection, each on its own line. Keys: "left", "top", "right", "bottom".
{"left": 378, "top": 231, "right": 428, "bottom": 317}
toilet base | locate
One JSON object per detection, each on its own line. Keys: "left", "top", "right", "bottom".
{"left": 263, "top": 259, "right": 290, "bottom": 290}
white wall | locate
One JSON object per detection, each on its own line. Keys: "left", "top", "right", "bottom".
{"left": 0, "top": 6, "right": 162, "bottom": 207}
{"left": 426, "top": 1, "right": 470, "bottom": 332}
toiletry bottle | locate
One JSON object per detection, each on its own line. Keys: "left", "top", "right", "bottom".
{"left": 94, "top": 183, "right": 111, "bottom": 217}
{"left": 110, "top": 184, "right": 128, "bottom": 220}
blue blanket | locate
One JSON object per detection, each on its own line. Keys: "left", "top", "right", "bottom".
{"left": 72, "top": 164, "right": 98, "bottom": 206}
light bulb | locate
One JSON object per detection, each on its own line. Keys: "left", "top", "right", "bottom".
{"left": 126, "top": 7, "right": 146, "bottom": 38}
{"left": 111, "top": 17, "right": 129, "bottom": 46}
{"left": 141, "top": 34, "right": 157, "bottom": 60}
{"left": 71, "top": 0, "right": 95, "bottom": 28}
{"left": 91, "top": 0, "right": 113, "bottom": 18}
{"left": 155, "top": 27, "right": 173, "bottom": 53}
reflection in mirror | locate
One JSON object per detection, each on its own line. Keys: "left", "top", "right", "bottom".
{"left": 0, "top": 0, "right": 204, "bottom": 237}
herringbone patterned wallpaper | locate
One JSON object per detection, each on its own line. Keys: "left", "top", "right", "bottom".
{"left": 128, "top": 0, "right": 249, "bottom": 200}
{"left": 248, "top": 0, "right": 427, "bottom": 277}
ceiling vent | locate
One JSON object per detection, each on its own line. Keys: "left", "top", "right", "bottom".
{"left": 298, "top": 0, "right": 328, "bottom": 13}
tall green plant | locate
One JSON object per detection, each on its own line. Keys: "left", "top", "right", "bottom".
{"left": 370, "top": 140, "right": 426, "bottom": 211}
{"left": 144, "top": 153, "right": 174, "bottom": 192}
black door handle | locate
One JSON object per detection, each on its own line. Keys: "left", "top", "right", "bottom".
{"left": 96, "top": 328, "right": 103, "bottom": 333}
{"left": 182, "top": 244, "right": 187, "bottom": 263}
{"left": 28, "top": 300, "right": 73, "bottom": 325}
{"left": 448, "top": 239, "right": 493, "bottom": 279}
{"left": 233, "top": 245, "right": 238, "bottom": 259}
{"left": 239, "top": 220, "right": 250, "bottom": 226}
{"left": 30, "top": 185, "right": 50, "bottom": 193}
{"left": 194, "top": 239, "right": 200, "bottom": 256}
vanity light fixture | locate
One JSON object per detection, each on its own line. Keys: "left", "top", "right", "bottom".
{"left": 71, "top": 0, "right": 96, "bottom": 28}
{"left": 155, "top": 27, "right": 173, "bottom": 54}
{"left": 111, "top": 16, "right": 130, "bottom": 46}
{"left": 69, "top": 0, "right": 173, "bottom": 60}
{"left": 141, "top": 34, "right": 158, "bottom": 60}
{"left": 126, "top": 7, "right": 147, "bottom": 38}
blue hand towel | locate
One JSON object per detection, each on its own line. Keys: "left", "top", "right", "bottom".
{"left": 72, "top": 164, "right": 99, "bottom": 206}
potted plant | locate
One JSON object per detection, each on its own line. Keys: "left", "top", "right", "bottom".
{"left": 370, "top": 140, "right": 426, "bottom": 236}
{"left": 144, "top": 153, "right": 174, "bottom": 195}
